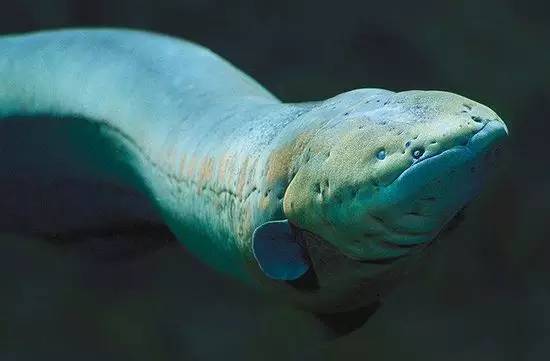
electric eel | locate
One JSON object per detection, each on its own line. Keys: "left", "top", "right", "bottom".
{"left": 0, "top": 29, "right": 508, "bottom": 331}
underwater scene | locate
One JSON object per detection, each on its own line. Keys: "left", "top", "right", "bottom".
{"left": 0, "top": 0, "right": 548, "bottom": 360}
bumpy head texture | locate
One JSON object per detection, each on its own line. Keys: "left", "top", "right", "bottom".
{"left": 283, "top": 89, "right": 507, "bottom": 262}
{"left": 251, "top": 89, "right": 507, "bottom": 312}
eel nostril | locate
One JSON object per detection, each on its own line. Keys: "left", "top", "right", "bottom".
{"left": 412, "top": 147, "right": 424, "bottom": 159}
{"left": 471, "top": 115, "right": 484, "bottom": 123}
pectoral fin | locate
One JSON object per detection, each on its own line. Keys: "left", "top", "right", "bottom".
{"left": 252, "top": 220, "right": 311, "bottom": 281}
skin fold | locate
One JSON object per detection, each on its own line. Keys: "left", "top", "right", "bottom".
{"left": 0, "top": 29, "right": 508, "bottom": 317}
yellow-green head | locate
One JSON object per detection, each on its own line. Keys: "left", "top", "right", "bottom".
{"left": 283, "top": 89, "right": 507, "bottom": 262}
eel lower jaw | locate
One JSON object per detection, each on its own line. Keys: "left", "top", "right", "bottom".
{"left": 334, "top": 206, "right": 467, "bottom": 265}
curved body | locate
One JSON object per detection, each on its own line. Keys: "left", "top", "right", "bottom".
{"left": 0, "top": 29, "right": 299, "bottom": 280}
{"left": 0, "top": 29, "right": 507, "bottom": 313}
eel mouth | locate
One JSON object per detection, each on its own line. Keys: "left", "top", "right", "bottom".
{"left": 388, "top": 119, "right": 508, "bottom": 190}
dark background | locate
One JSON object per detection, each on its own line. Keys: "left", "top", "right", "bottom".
{"left": 0, "top": 0, "right": 549, "bottom": 360}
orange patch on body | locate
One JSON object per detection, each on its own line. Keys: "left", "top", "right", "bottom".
{"left": 236, "top": 157, "right": 250, "bottom": 196}
{"left": 198, "top": 157, "right": 214, "bottom": 184}
{"left": 178, "top": 154, "right": 187, "bottom": 177}
{"left": 193, "top": 156, "right": 214, "bottom": 194}
{"left": 186, "top": 154, "right": 198, "bottom": 178}
{"left": 266, "top": 131, "right": 313, "bottom": 186}
{"left": 218, "top": 151, "right": 233, "bottom": 184}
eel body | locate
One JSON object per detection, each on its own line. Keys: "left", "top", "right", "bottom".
{"left": 0, "top": 29, "right": 507, "bottom": 315}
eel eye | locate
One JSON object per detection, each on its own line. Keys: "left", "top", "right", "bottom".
{"left": 412, "top": 147, "right": 425, "bottom": 159}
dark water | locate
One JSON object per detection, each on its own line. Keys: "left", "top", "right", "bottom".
{"left": 1, "top": 0, "right": 549, "bottom": 360}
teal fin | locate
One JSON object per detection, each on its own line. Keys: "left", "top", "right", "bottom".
{"left": 252, "top": 220, "right": 311, "bottom": 280}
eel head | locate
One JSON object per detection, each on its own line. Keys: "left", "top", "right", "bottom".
{"left": 251, "top": 89, "right": 508, "bottom": 316}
